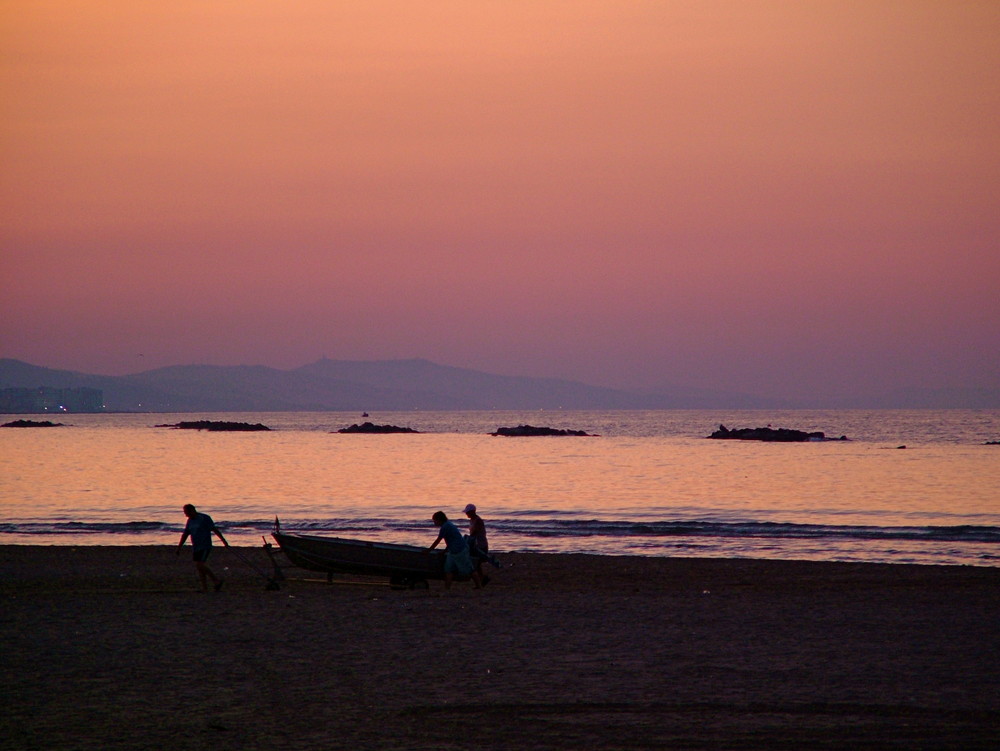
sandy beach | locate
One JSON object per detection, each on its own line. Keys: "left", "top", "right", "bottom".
{"left": 2, "top": 545, "right": 998, "bottom": 750}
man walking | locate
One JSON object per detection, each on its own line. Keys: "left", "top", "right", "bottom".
{"left": 177, "top": 504, "right": 229, "bottom": 591}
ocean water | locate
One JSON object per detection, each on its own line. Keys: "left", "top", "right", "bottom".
{"left": 2, "top": 409, "right": 998, "bottom": 566}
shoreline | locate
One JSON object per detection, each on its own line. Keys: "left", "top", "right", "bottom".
{"left": 1, "top": 539, "right": 997, "bottom": 570}
{"left": 3, "top": 546, "right": 999, "bottom": 749}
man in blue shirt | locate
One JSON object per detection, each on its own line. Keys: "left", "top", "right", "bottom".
{"left": 177, "top": 504, "right": 229, "bottom": 591}
{"left": 429, "top": 510, "right": 482, "bottom": 590}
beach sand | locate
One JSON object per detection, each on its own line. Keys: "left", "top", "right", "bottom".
{"left": 2, "top": 546, "right": 998, "bottom": 750}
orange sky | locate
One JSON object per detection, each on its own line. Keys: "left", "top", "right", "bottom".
{"left": 2, "top": 1, "right": 999, "bottom": 401}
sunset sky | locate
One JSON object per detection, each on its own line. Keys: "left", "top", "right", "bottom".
{"left": 2, "top": 1, "right": 998, "bottom": 402}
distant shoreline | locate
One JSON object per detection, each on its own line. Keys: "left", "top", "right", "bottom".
{"left": 5, "top": 357, "right": 998, "bottom": 410}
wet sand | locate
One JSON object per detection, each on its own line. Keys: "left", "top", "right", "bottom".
{"left": 2, "top": 545, "right": 998, "bottom": 750}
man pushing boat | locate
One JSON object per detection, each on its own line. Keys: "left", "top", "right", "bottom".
{"left": 429, "top": 511, "right": 483, "bottom": 590}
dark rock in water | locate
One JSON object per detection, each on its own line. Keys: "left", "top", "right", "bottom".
{"left": 2, "top": 419, "right": 65, "bottom": 428}
{"left": 336, "top": 421, "right": 419, "bottom": 434}
{"left": 985, "top": 440, "right": 1000, "bottom": 445}
{"left": 708, "top": 424, "right": 847, "bottom": 442}
{"left": 156, "top": 420, "right": 271, "bottom": 431}
{"left": 491, "top": 424, "right": 596, "bottom": 437}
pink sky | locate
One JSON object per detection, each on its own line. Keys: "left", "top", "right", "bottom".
{"left": 2, "top": 1, "right": 999, "bottom": 401}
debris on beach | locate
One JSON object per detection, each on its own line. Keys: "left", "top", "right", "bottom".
{"left": 1, "top": 419, "right": 66, "bottom": 428}
{"left": 491, "top": 424, "right": 597, "bottom": 437}
{"left": 335, "top": 421, "right": 420, "bottom": 434}
{"left": 708, "top": 424, "right": 847, "bottom": 442}
{"left": 155, "top": 420, "right": 271, "bottom": 431}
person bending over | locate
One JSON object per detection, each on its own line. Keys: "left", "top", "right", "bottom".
{"left": 430, "top": 510, "right": 482, "bottom": 590}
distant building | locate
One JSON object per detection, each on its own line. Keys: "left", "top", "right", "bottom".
{"left": 0, "top": 387, "right": 104, "bottom": 413}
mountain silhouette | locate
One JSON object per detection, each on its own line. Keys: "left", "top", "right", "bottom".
{"left": 0, "top": 358, "right": 779, "bottom": 411}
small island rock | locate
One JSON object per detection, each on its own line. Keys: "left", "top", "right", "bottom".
{"left": 708, "top": 424, "right": 847, "bottom": 442}
{"left": 491, "top": 424, "right": 596, "bottom": 437}
{"left": 155, "top": 420, "right": 271, "bottom": 431}
{"left": 2, "top": 419, "right": 65, "bottom": 428}
{"left": 336, "top": 422, "right": 420, "bottom": 434}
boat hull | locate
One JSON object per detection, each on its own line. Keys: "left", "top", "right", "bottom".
{"left": 272, "top": 531, "right": 446, "bottom": 582}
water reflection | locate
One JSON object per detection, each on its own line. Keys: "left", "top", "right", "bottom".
{"left": 1, "top": 410, "right": 998, "bottom": 566}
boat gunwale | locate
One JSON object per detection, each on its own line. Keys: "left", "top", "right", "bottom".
{"left": 276, "top": 531, "right": 435, "bottom": 555}
{"left": 273, "top": 530, "right": 446, "bottom": 580}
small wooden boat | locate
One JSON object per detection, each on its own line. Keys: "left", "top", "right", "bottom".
{"left": 271, "top": 520, "right": 445, "bottom": 587}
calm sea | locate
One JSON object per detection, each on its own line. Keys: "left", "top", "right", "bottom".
{"left": 2, "top": 410, "right": 998, "bottom": 566}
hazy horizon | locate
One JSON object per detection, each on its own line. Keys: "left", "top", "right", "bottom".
{"left": 3, "top": 2, "right": 998, "bottom": 404}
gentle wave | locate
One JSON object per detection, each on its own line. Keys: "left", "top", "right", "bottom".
{"left": 0, "top": 521, "right": 175, "bottom": 535}
{"left": 4, "top": 518, "right": 998, "bottom": 545}
{"left": 492, "top": 519, "right": 1000, "bottom": 544}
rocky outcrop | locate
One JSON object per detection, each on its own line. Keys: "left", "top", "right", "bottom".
{"left": 155, "top": 421, "right": 271, "bottom": 431}
{"left": 336, "top": 422, "right": 420, "bottom": 434}
{"left": 491, "top": 424, "right": 596, "bottom": 437}
{"left": 708, "top": 424, "right": 847, "bottom": 442}
{"left": 1, "top": 419, "right": 65, "bottom": 427}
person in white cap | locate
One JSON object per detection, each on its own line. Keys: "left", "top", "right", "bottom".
{"left": 463, "top": 503, "right": 492, "bottom": 584}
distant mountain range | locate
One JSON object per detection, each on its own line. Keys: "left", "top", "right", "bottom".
{"left": 1, "top": 358, "right": 996, "bottom": 411}
{"left": 0, "top": 358, "right": 782, "bottom": 412}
